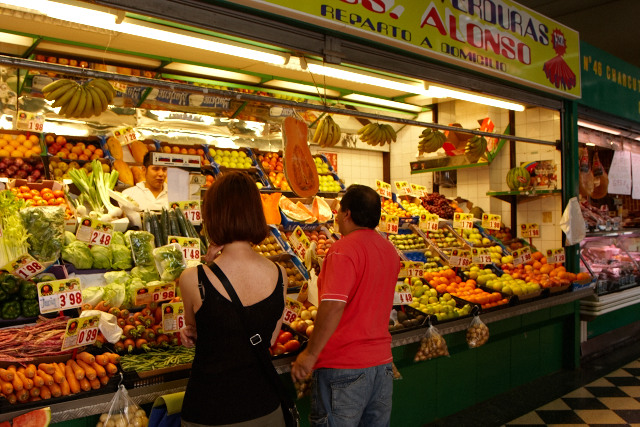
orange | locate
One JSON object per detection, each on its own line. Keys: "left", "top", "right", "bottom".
{"left": 28, "top": 135, "right": 39, "bottom": 144}
{"left": 10, "top": 150, "right": 22, "bottom": 157}
{"left": 172, "top": 146, "right": 180, "bottom": 154}
{"left": 532, "top": 261, "right": 542, "bottom": 270}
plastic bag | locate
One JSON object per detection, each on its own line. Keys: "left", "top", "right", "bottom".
{"left": 391, "top": 362, "right": 403, "bottom": 380}
{"left": 294, "top": 373, "right": 312, "bottom": 399}
{"left": 466, "top": 315, "right": 489, "bottom": 348}
{"left": 80, "top": 310, "right": 122, "bottom": 344}
{"left": 98, "top": 384, "right": 149, "bottom": 427}
{"left": 153, "top": 244, "right": 186, "bottom": 281}
{"left": 414, "top": 324, "right": 449, "bottom": 362}
{"left": 560, "top": 197, "right": 586, "bottom": 246}
{"left": 126, "top": 230, "right": 156, "bottom": 266}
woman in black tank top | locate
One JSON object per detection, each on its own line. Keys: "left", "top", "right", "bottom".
{"left": 178, "top": 172, "right": 287, "bottom": 426}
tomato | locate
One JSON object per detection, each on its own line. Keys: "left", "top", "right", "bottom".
{"left": 55, "top": 197, "right": 66, "bottom": 205}
{"left": 30, "top": 189, "right": 41, "bottom": 196}
{"left": 36, "top": 199, "right": 48, "bottom": 206}
{"left": 24, "top": 199, "right": 35, "bottom": 207}
{"left": 32, "top": 196, "right": 43, "bottom": 202}
{"left": 21, "top": 193, "right": 33, "bottom": 200}
{"left": 42, "top": 192, "right": 54, "bottom": 201}
{"left": 53, "top": 190, "right": 65, "bottom": 198}
{"left": 277, "top": 331, "right": 293, "bottom": 345}
{"left": 47, "top": 198, "right": 58, "bottom": 205}
{"left": 271, "top": 343, "right": 286, "bottom": 356}
{"left": 284, "top": 340, "right": 301, "bottom": 353}
{"left": 19, "top": 185, "right": 31, "bottom": 193}
{"left": 9, "top": 187, "right": 18, "bottom": 194}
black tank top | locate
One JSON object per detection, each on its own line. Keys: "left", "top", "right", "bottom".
{"left": 181, "top": 263, "right": 284, "bottom": 425}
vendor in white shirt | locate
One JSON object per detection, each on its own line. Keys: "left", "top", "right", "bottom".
{"left": 121, "top": 152, "right": 168, "bottom": 211}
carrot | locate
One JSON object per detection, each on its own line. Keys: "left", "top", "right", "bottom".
{"left": 38, "top": 363, "right": 55, "bottom": 375}
{"left": 106, "top": 352, "right": 120, "bottom": 365}
{"left": 0, "top": 368, "right": 14, "bottom": 382}
{"left": 52, "top": 363, "right": 66, "bottom": 384}
{"left": 123, "top": 325, "right": 137, "bottom": 338}
{"left": 64, "top": 363, "right": 80, "bottom": 394}
{"left": 76, "top": 352, "right": 96, "bottom": 365}
{"left": 90, "top": 362, "right": 106, "bottom": 378}
{"left": 105, "top": 363, "right": 118, "bottom": 376}
{"left": 81, "top": 303, "right": 93, "bottom": 312}
{"left": 16, "top": 371, "right": 33, "bottom": 390}
{"left": 108, "top": 306, "right": 121, "bottom": 317}
{"left": 135, "top": 338, "right": 150, "bottom": 352}
{"left": 32, "top": 373, "right": 44, "bottom": 388}
{"left": 89, "top": 378, "right": 101, "bottom": 390}
{"left": 99, "top": 375, "right": 110, "bottom": 386}
{"left": 29, "top": 396, "right": 42, "bottom": 402}
{"left": 0, "top": 378, "right": 13, "bottom": 395}
{"left": 95, "top": 333, "right": 106, "bottom": 347}
{"left": 37, "top": 369, "right": 54, "bottom": 386}
{"left": 114, "top": 341, "right": 125, "bottom": 353}
{"left": 68, "top": 359, "right": 85, "bottom": 380}
{"left": 94, "top": 301, "right": 110, "bottom": 312}
{"left": 6, "top": 365, "right": 16, "bottom": 373}
{"left": 29, "top": 386, "right": 40, "bottom": 398}
{"left": 24, "top": 364, "right": 36, "bottom": 379}
{"left": 11, "top": 370, "right": 23, "bottom": 391}
{"left": 95, "top": 353, "right": 109, "bottom": 366}
{"left": 49, "top": 382, "right": 61, "bottom": 397}
{"left": 79, "top": 378, "right": 91, "bottom": 392}
{"left": 39, "top": 384, "right": 51, "bottom": 400}
{"left": 4, "top": 392, "right": 17, "bottom": 404}
{"left": 76, "top": 360, "right": 96, "bottom": 381}
{"left": 16, "top": 389, "right": 29, "bottom": 402}
{"left": 59, "top": 377, "right": 70, "bottom": 396}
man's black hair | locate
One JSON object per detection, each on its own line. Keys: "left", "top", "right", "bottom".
{"left": 339, "top": 184, "right": 382, "bottom": 229}
{"left": 143, "top": 152, "right": 153, "bottom": 167}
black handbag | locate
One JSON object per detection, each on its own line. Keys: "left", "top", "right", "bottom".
{"left": 203, "top": 263, "right": 301, "bottom": 427}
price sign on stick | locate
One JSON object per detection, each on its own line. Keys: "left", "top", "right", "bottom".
{"left": 37, "top": 278, "right": 83, "bottom": 314}
{"left": 394, "top": 181, "right": 412, "bottom": 196}
{"left": 375, "top": 180, "right": 392, "bottom": 199}
{"left": 482, "top": 214, "right": 502, "bottom": 231}
{"left": 453, "top": 213, "right": 474, "bottom": 230}
{"left": 449, "top": 249, "right": 471, "bottom": 268}
{"left": 169, "top": 236, "right": 201, "bottom": 263}
{"left": 177, "top": 201, "right": 202, "bottom": 226}
{"left": 419, "top": 213, "right": 439, "bottom": 232}
{"left": 410, "top": 183, "right": 427, "bottom": 198}
{"left": 76, "top": 217, "right": 113, "bottom": 247}
{"left": 394, "top": 282, "right": 413, "bottom": 305}
{"left": 135, "top": 282, "right": 176, "bottom": 306}
{"left": 16, "top": 111, "right": 44, "bottom": 132}
{"left": 471, "top": 248, "right": 492, "bottom": 265}
{"left": 288, "top": 226, "right": 311, "bottom": 260}
{"left": 112, "top": 126, "right": 137, "bottom": 145}
{"left": 545, "top": 248, "right": 566, "bottom": 264}
{"left": 521, "top": 223, "right": 540, "bottom": 238}
{"left": 513, "top": 247, "right": 532, "bottom": 266}
{"left": 283, "top": 298, "right": 303, "bottom": 326}
{"left": 61, "top": 315, "right": 100, "bottom": 351}
{"left": 379, "top": 214, "right": 399, "bottom": 234}
{"left": 162, "top": 302, "right": 185, "bottom": 333}
{"left": 4, "top": 253, "right": 45, "bottom": 280}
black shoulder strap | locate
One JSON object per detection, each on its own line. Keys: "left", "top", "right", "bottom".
{"left": 208, "top": 262, "right": 293, "bottom": 405}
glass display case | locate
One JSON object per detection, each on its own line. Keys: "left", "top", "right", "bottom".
{"left": 581, "top": 230, "right": 640, "bottom": 295}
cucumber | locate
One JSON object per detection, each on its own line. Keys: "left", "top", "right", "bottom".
{"left": 142, "top": 211, "right": 152, "bottom": 233}
{"left": 161, "top": 208, "right": 170, "bottom": 242}
{"left": 149, "top": 211, "right": 161, "bottom": 247}
{"left": 168, "top": 210, "right": 181, "bottom": 237}
{"left": 174, "top": 207, "right": 190, "bottom": 237}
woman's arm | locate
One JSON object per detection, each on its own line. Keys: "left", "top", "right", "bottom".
{"left": 178, "top": 267, "right": 199, "bottom": 347}
{"left": 269, "top": 264, "right": 289, "bottom": 347}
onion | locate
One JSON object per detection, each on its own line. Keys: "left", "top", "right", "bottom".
{"left": 32, "top": 170, "right": 41, "bottom": 179}
{"left": 27, "top": 175, "right": 36, "bottom": 183}
{"left": 16, "top": 170, "right": 28, "bottom": 179}
{"left": 35, "top": 162, "right": 44, "bottom": 170}
{"left": 21, "top": 163, "right": 33, "bottom": 172}
{"left": 14, "top": 158, "right": 24, "bottom": 167}
{"left": 6, "top": 165, "right": 18, "bottom": 175}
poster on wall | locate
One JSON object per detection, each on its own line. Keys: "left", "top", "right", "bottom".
{"left": 632, "top": 153, "right": 640, "bottom": 200}
{"left": 608, "top": 151, "right": 632, "bottom": 195}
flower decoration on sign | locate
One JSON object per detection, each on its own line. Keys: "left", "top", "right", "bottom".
{"left": 543, "top": 29, "right": 576, "bottom": 90}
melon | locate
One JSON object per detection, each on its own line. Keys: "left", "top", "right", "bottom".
{"left": 312, "top": 196, "right": 333, "bottom": 223}
{"left": 279, "top": 196, "right": 313, "bottom": 222}
{"left": 296, "top": 201, "right": 317, "bottom": 223}
{"left": 13, "top": 407, "right": 51, "bottom": 427}
{"left": 506, "top": 167, "right": 530, "bottom": 190}
{"left": 282, "top": 117, "right": 319, "bottom": 197}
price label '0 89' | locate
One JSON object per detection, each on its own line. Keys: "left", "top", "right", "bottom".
{"left": 61, "top": 315, "right": 100, "bottom": 351}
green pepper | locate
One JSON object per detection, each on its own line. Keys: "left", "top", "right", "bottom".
{"left": 0, "top": 274, "right": 20, "bottom": 295}
{"left": 0, "top": 287, "right": 7, "bottom": 303}
{"left": 1, "top": 301, "right": 21, "bottom": 320}
{"left": 20, "top": 299, "right": 40, "bottom": 318}
{"left": 19, "top": 281, "right": 38, "bottom": 300}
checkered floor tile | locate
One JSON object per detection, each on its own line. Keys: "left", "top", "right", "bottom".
{"left": 505, "top": 359, "right": 640, "bottom": 426}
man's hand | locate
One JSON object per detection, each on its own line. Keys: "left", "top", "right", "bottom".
{"left": 203, "top": 244, "right": 224, "bottom": 263}
{"left": 291, "top": 349, "right": 317, "bottom": 382}
{"left": 180, "top": 324, "right": 197, "bottom": 347}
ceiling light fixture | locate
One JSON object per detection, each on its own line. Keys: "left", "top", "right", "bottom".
{"left": 342, "top": 93, "right": 422, "bottom": 112}
{"left": 164, "top": 63, "right": 262, "bottom": 84}
{"left": 37, "top": 41, "right": 162, "bottom": 68}
{"left": 577, "top": 120, "right": 621, "bottom": 135}
{"left": 0, "top": 31, "right": 34, "bottom": 47}
{"left": 1, "top": 0, "right": 288, "bottom": 65}
{"left": 426, "top": 85, "right": 525, "bottom": 111}
{"left": 263, "top": 80, "right": 341, "bottom": 98}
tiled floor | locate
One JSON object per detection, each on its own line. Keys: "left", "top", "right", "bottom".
{"left": 426, "top": 338, "right": 640, "bottom": 427}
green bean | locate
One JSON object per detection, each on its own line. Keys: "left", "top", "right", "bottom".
{"left": 120, "top": 347, "right": 195, "bottom": 372}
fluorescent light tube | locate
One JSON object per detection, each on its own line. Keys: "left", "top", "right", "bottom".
{"left": 342, "top": 94, "right": 422, "bottom": 112}
{"left": 263, "top": 79, "right": 341, "bottom": 97}
{"left": 164, "top": 63, "right": 262, "bottom": 84}
{"left": 427, "top": 85, "right": 525, "bottom": 111}
{"left": 0, "top": 32, "right": 34, "bottom": 47}
{"left": 37, "top": 41, "right": 162, "bottom": 68}
{"left": 577, "top": 120, "right": 621, "bottom": 135}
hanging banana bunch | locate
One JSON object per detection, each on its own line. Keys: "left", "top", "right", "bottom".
{"left": 464, "top": 135, "right": 488, "bottom": 163}
{"left": 312, "top": 115, "right": 342, "bottom": 147}
{"left": 417, "top": 128, "right": 447, "bottom": 154}
{"left": 42, "top": 78, "right": 115, "bottom": 119}
{"left": 357, "top": 123, "right": 397, "bottom": 146}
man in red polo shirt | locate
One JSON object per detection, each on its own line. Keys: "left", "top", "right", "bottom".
{"left": 291, "top": 184, "right": 400, "bottom": 426}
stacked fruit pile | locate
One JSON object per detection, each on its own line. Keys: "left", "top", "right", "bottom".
{"left": 399, "top": 199, "right": 431, "bottom": 217}
{"left": 424, "top": 228, "right": 463, "bottom": 250}
{"left": 419, "top": 193, "right": 456, "bottom": 219}
{"left": 407, "top": 277, "right": 473, "bottom": 321}
{"left": 269, "top": 329, "right": 303, "bottom": 356}
{"left": 389, "top": 307, "right": 426, "bottom": 332}
{"left": 313, "top": 157, "right": 331, "bottom": 174}
{"left": 284, "top": 229, "right": 334, "bottom": 256}
{"left": 388, "top": 233, "right": 427, "bottom": 251}
{"left": 160, "top": 144, "right": 209, "bottom": 165}
{"left": 382, "top": 199, "right": 412, "bottom": 219}
{"left": 209, "top": 148, "right": 253, "bottom": 169}
{"left": 45, "top": 135, "right": 104, "bottom": 161}
{"left": 289, "top": 306, "right": 316, "bottom": 338}
{"left": 500, "top": 251, "right": 589, "bottom": 290}
{"left": 253, "top": 235, "right": 285, "bottom": 258}
{"left": 0, "top": 157, "right": 46, "bottom": 181}
{"left": 276, "top": 259, "right": 306, "bottom": 289}
{"left": 0, "top": 134, "right": 41, "bottom": 158}
{"left": 424, "top": 269, "right": 509, "bottom": 310}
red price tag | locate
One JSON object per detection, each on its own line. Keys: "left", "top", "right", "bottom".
{"left": 289, "top": 226, "right": 310, "bottom": 260}
{"left": 38, "top": 279, "right": 82, "bottom": 314}
{"left": 90, "top": 230, "right": 112, "bottom": 247}
{"left": 16, "top": 111, "right": 44, "bottom": 132}
{"left": 58, "top": 291, "right": 83, "bottom": 309}
{"left": 472, "top": 248, "right": 492, "bottom": 265}
{"left": 170, "top": 236, "right": 201, "bottom": 264}
{"left": 513, "top": 247, "right": 532, "bottom": 266}
{"left": 178, "top": 201, "right": 202, "bottom": 226}
{"left": 184, "top": 209, "right": 201, "bottom": 223}
{"left": 420, "top": 214, "right": 439, "bottom": 232}
{"left": 76, "top": 327, "right": 99, "bottom": 346}
{"left": 283, "top": 308, "right": 298, "bottom": 324}
{"left": 546, "top": 248, "right": 566, "bottom": 264}
{"left": 153, "top": 289, "right": 176, "bottom": 302}
{"left": 113, "top": 126, "right": 137, "bottom": 145}
{"left": 182, "top": 247, "right": 201, "bottom": 261}
{"left": 482, "top": 214, "right": 501, "bottom": 231}
{"left": 521, "top": 223, "right": 540, "bottom": 238}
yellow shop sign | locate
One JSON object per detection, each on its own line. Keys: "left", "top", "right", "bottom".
{"left": 236, "top": 0, "right": 580, "bottom": 98}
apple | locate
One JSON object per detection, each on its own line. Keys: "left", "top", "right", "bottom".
{"left": 305, "top": 325, "right": 314, "bottom": 337}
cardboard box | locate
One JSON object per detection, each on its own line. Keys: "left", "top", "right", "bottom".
{"left": 8, "top": 179, "right": 77, "bottom": 231}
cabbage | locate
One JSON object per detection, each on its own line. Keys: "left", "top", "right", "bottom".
{"left": 131, "top": 264, "right": 160, "bottom": 283}
{"left": 125, "top": 277, "right": 145, "bottom": 308}
{"left": 153, "top": 245, "right": 186, "bottom": 281}
{"left": 112, "top": 231, "right": 126, "bottom": 247}
{"left": 104, "top": 271, "right": 129, "bottom": 285}
{"left": 103, "top": 282, "right": 126, "bottom": 308}
{"left": 61, "top": 241, "right": 93, "bottom": 270}
{"left": 91, "top": 245, "right": 112, "bottom": 269}
{"left": 111, "top": 244, "right": 133, "bottom": 270}
{"left": 21, "top": 206, "right": 65, "bottom": 262}
{"left": 64, "top": 231, "right": 76, "bottom": 245}
{"left": 82, "top": 286, "right": 105, "bottom": 307}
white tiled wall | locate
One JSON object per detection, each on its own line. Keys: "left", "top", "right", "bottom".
{"left": 310, "top": 146, "right": 383, "bottom": 190}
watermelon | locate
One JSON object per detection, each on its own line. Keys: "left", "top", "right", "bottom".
{"left": 13, "top": 407, "right": 51, "bottom": 427}
{"left": 312, "top": 196, "right": 333, "bottom": 223}
{"left": 279, "top": 196, "right": 313, "bottom": 222}
{"left": 506, "top": 167, "right": 531, "bottom": 190}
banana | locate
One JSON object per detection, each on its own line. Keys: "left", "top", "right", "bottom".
{"left": 42, "top": 78, "right": 73, "bottom": 95}
{"left": 88, "top": 78, "right": 115, "bottom": 102}
{"left": 82, "top": 86, "right": 94, "bottom": 118}
{"left": 357, "top": 123, "right": 371, "bottom": 135}
{"left": 69, "top": 86, "right": 87, "bottom": 118}
{"left": 90, "top": 84, "right": 109, "bottom": 115}
{"left": 51, "top": 83, "right": 78, "bottom": 108}
{"left": 319, "top": 118, "right": 330, "bottom": 147}
{"left": 64, "top": 86, "right": 82, "bottom": 118}
{"left": 384, "top": 124, "right": 396, "bottom": 143}
{"left": 84, "top": 85, "right": 102, "bottom": 117}
{"left": 45, "top": 81, "right": 76, "bottom": 101}
{"left": 331, "top": 121, "right": 341, "bottom": 146}
{"left": 312, "top": 118, "right": 325, "bottom": 143}
{"left": 361, "top": 123, "right": 379, "bottom": 139}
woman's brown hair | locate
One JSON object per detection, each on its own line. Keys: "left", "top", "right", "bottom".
{"left": 202, "top": 171, "right": 268, "bottom": 245}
